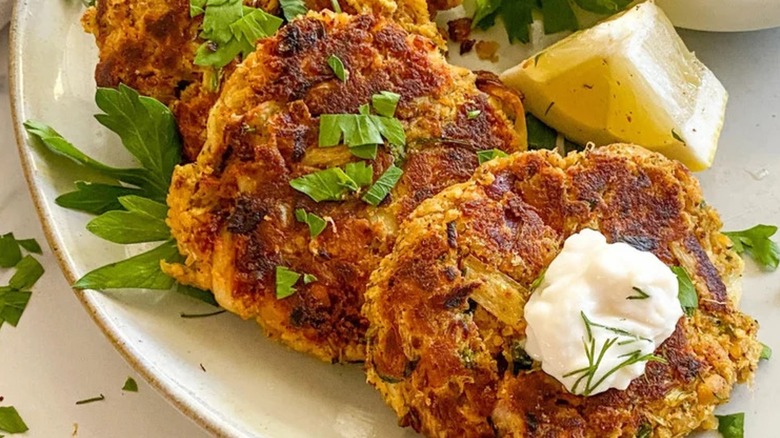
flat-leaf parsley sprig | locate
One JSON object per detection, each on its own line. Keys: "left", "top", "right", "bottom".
{"left": 24, "top": 85, "right": 216, "bottom": 306}
{"left": 724, "top": 224, "right": 779, "bottom": 271}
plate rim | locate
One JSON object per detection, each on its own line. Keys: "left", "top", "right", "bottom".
{"left": 8, "top": 1, "right": 238, "bottom": 436}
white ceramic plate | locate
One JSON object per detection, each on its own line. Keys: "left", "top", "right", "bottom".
{"left": 656, "top": 0, "right": 780, "bottom": 32}
{"left": 10, "top": 0, "right": 780, "bottom": 436}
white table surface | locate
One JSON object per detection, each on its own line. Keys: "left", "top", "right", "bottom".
{"left": 0, "top": 26, "right": 211, "bottom": 438}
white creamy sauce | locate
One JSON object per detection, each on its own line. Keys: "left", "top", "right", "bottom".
{"left": 524, "top": 228, "right": 683, "bottom": 396}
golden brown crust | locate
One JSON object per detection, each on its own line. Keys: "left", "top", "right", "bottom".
{"left": 364, "top": 144, "right": 760, "bottom": 437}
{"left": 164, "top": 12, "right": 525, "bottom": 362}
{"left": 83, "top": 0, "right": 451, "bottom": 161}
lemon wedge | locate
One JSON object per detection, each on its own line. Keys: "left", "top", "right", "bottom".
{"left": 499, "top": 1, "right": 727, "bottom": 171}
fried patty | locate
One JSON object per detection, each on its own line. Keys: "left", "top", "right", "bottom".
{"left": 364, "top": 145, "right": 760, "bottom": 437}
{"left": 81, "top": 0, "right": 449, "bottom": 161}
{"left": 163, "top": 12, "right": 526, "bottom": 363}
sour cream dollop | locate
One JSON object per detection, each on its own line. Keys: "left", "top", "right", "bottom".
{"left": 524, "top": 228, "right": 682, "bottom": 396}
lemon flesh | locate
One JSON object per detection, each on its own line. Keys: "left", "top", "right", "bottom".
{"left": 500, "top": 1, "right": 727, "bottom": 171}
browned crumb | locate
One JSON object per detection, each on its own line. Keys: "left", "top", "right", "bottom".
{"left": 475, "top": 40, "right": 500, "bottom": 62}
{"left": 460, "top": 39, "right": 476, "bottom": 55}
{"left": 447, "top": 17, "right": 472, "bottom": 42}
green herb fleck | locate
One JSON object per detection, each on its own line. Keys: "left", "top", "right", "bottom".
{"left": 9, "top": 256, "right": 44, "bottom": 291}
{"left": 289, "top": 167, "right": 358, "bottom": 202}
{"left": 122, "top": 377, "right": 139, "bottom": 392}
{"left": 327, "top": 55, "right": 349, "bottom": 82}
{"left": 303, "top": 273, "right": 318, "bottom": 284}
{"left": 75, "top": 394, "right": 105, "bottom": 405}
{"left": 344, "top": 161, "right": 374, "bottom": 188}
{"left": 627, "top": 286, "right": 650, "bottom": 300}
{"left": 635, "top": 423, "right": 651, "bottom": 438}
{"left": 476, "top": 149, "right": 509, "bottom": 165}
{"left": 760, "top": 342, "right": 772, "bottom": 360}
{"left": 671, "top": 129, "right": 685, "bottom": 143}
{"left": 671, "top": 266, "right": 697, "bottom": 316}
{"left": 0, "top": 234, "right": 23, "bottom": 268}
{"left": 371, "top": 91, "right": 401, "bottom": 118}
{"left": 467, "top": 109, "right": 482, "bottom": 120}
{"left": 526, "top": 113, "right": 558, "bottom": 150}
{"left": 280, "top": 0, "right": 308, "bottom": 21}
{"left": 331, "top": 0, "right": 342, "bottom": 13}
{"left": 715, "top": 412, "right": 744, "bottom": 438}
{"left": 276, "top": 266, "right": 301, "bottom": 299}
{"left": 0, "top": 406, "right": 28, "bottom": 434}
{"left": 361, "top": 165, "right": 403, "bottom": 206}
{"left": 295, "top": 209, "right": 328, "bottom": 238}
{"left": 529, "top": 268, "right": 546, "bottom": 291}
{"left": 724, "top": 224, "right": 779, "bottom": 271}
{"left": 180, "top": 309, "right": 227, "bottom": 319}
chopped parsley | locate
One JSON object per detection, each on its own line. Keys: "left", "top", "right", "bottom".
{"left": 716, "top": 412, "right": 744, "bottom": 438}
{"left": 760, "top": 342, "right": 772, "bottom": 360}
{"left": 0, "top": 406, "right": 28, "bottom": 434}
{"left": 371, "top": 91, "right": 401, "bottom": 118}
{"left": 122, "top": 377, "right": 139, "bottom": 392}
{"left": 472, "top": 0, "right": 631, "bottom": 44}
{"left": 295, "top": 209, "right": 328, "bottom": 238}
{"left": 361, "top": 165, "right": 404, "bottom": 206}
{"left": 303, "top": 273, "right": 318, "bottom": 284}
{"left": 671, "top": 266, "right": 697, "bottom": 317}
{"left": 289, "top": 167, "right": 359, "bottom": 202}
{"left": 327, "top": 55, "right": 349, "bottom": 82}
{"left": 526, "top": 113, "right": 558, "bottom": 150}
{"left": 724, "top": 224, "right": 779, "bottom": 271}
{"left": 467, "top": 109, "right": 482, "bottom": 120}
{"left": 275, "top": 266, "right": 316, "bottom": 299}
{"left": 279, "top": 0, "right": 308, "bottom": 21}
{"left": 344, "top": 161, "right": 374, "bottom": 188}
{"left": 0, "top": 236, "right": 44, "bottom": 330}
{"left": 476, "top": 149, "right": 509, "bottom": 165}
{"left": 627, "top": 286, "right": 650, "bottom": 300}
{"left": 75, "top": 394, "right": 105, "bottom": 405}
{"left": 191, "top": 0, "right": 283, "bottom": 69}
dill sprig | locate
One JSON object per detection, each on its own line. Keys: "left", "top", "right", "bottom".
{"left": 627, "top": 286, "right": 650, "bottom": 300}
{"left": 564, "top": 312, "right": 666, "bottom": 396}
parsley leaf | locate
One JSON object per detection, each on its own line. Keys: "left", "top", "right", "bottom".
{"left": 0, "top": 234, "right": 22, "bottom": 268}
{"left": 276, "top": 266, "right": 301, "bottom": 299}
{"left": 724, "top": 224, "right": 779, "bottom": 271}
{"left": 372, "top": 91, "right": 401, "bottom": 118}
{"left": 73, "top": 240, "right": 182, "bottom": 290}
{"left": 194, "top": 3, "right": 282, "bottom": 69}
{"left": 467, "top": 110, "right": 482, "bottom": 119}
{"left": 280, "top": 0, "right": 309, "bottom": 21}
{"left": 56, "top": 182, "right": 146, "bottom": 215}
{"left": 9, "top": 256, "right": 44, "bottom": 291}
{"left": 362, "top": 165, "right": 403, "bottom": 206}
{"left": 289, "top": 167, "right": 358, "bottom": 202}
{"left": 15, "top": 239, "right": 41, "bottom": 255}
{"left": 344, "top": 162, "right": 374, "bottom": 188}
{"left": 760, "top": 342, "right": 772, "bottom": 360}
{"left": 0, "top": 288, "right": 32, "bottom": 328}
{"left": 24, "top": 121, "right": 163, "bottom": 200}
{"left": 86, "top": 196, "right": 170, "bottom": 244}
{"left": 295, "top": 209, "right": 328, "bottom": 238}
{"left": 75, "top": 394, "right": 105, "bottom": 405}
{"left": 526, "top": 113, "right": 558, "bottom": 150}
{"left": 574, "top": 0, "right": 632, "bottom": 14}
{"left": 672, "top": 266, "right": 697, "bottom": 317}
{"left": 175, "top": 284, "right": 219, "bottom": 306}
{"left": 541, "top": 0, "right": 579, "bottom": 34}
{"left": 190, "top": 0, "right": 207, "bottom": 17}
{"left": 327, "top": 55, "right": 349, "bottom": 82}
{"left": 476, "top": 149, "right": 509, "bottom": 165}
{"left": 303, "top": 273, "right": 317, "bottom": 284}
{"left": 122, "top": 377, "right": 139, "bottom": 392}
{"left": 716, "top": 413, "right": 744, "bottom": 438}
{"left": 94, "top": 84, "right": 181, "bottom": 193}
{"left": 0, "top": 407, "right": 28, "bottom": 434}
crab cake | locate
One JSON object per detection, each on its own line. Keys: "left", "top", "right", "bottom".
{"left": 364, "top": 145, "right": 760, "bottom": 437}
{"left": 81, "top": 0, "right": 449, "bottom": 161}
{"left": 163, "top": 12, "right": 526, "bottom": 362}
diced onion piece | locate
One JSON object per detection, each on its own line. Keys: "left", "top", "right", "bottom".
{"left": 462, "top": 255, "right": 528, "bottom": 329}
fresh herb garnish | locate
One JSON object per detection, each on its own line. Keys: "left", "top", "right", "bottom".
{"left": 295, "top": 209, "right": 328, "bottom": 238}
{"left": 344, "top": 161, "right": 374, "bottom": 188}
{"left": 318, "top": 92, "right": 406, "bottom": 159}
{"left": 715, "top": 412, "right": 744, "bottom": 438}
{"left": 467, "top": 109, "right": 482, "bottom": 120}
{"left": 280, "top": 0, "right": 308, "bottom": 21}
{"left": 0, "top": 406, "right": 28, "bottom": 434}
{"left": 191, "top": 0, "right": 283, "bottom": 69}
{"left": 327, "top": 55, "right": 349, "bottom": 82}
{"left": 276, "top": 266, "right": 302, "bottom": 299}
{"left": 724, "top": 224, "right": 779, "bottom": 271}
{"left": 671, "top": 266, "right": 697, "bottom": 316}
{"left": 303, "top": 273, "right": 318, "bottom": 284}
{"left": 0, "top": 237, "right": 44, "bottom": 330}
{"left": 760, "top": 342, "right": 772, "bottom": 360}
{"left": 472, "top": 0, "right": 631, "bottom": 44}
{"left": 331, "top": 0, "right": 342, "bottom": 13}
{"left": 122, "top": 377, "right": 139, "bottom": 392}
{"left": 289, "top": 167, "right": 359, "bottom": 202}
{"left": 371, "top": 91, "right": 401, "bottom": 118}
{"left": 476, "top": 149, "right": 509, "bottom": 165}
{"left": 75, "top": 394, "right": 105, "bottom": 405}
{"left": 361, "top": 165, "right": 403, "bottom": 206}
{"left": 529, "top": 268, "right": 546, "bottom": 291}
{"left": 635, "top": 423, "right": 652, "bottom": 438}
{"left": 86, "top": 196, "right": 170, "bottom": 244}
{"left": 563, "top": 312, "right": 665, "bottom": 396}
{"left": 180, "top": 309, "right": 227, "bottom": 319}
{"left": 55, "top": 182, "right": 145, "bottom": 215}
{"left": 526, "top": 113, "right": 558, "bottom": 150}
{"left": 627, "top": 287, "right": 650, "bottom": 300}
